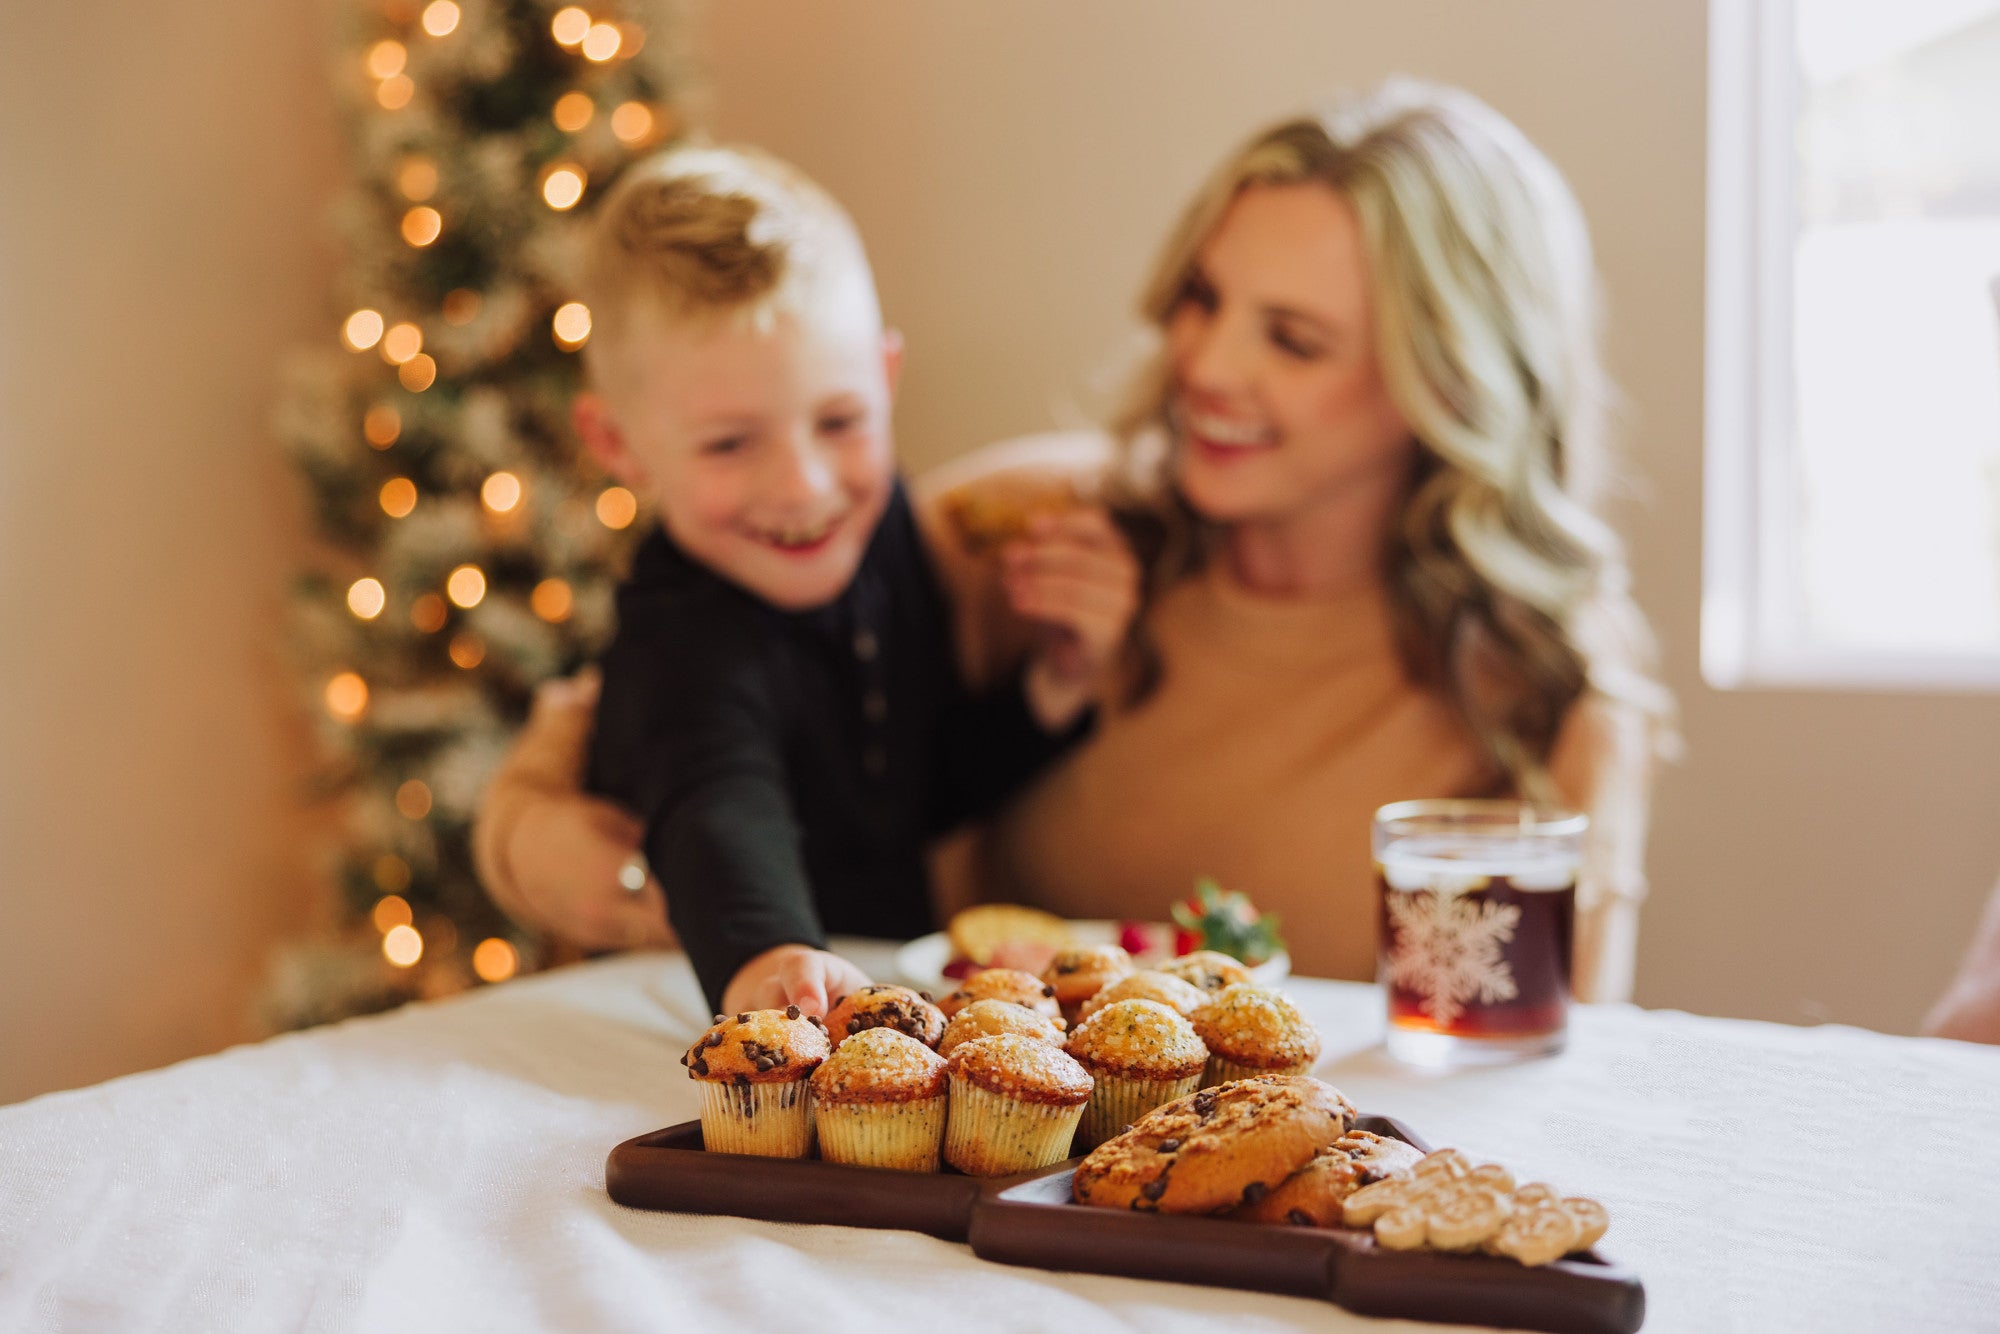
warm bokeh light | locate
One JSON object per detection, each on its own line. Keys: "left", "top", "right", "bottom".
{"left": 366, "top": 40, "right": 407, "bottom": 79}
{"left": 395, "top": 779, "right": 433, "bottom": 820}
{"left": 373, "top": 853, "right": 412, "bottom": 893}
{"left": 448, "top": 632, "right": 486, "bottom": 669}
{"left": 421, "top": 0, "right": 460, "bottom": 36}
{"left": 531, "top": 578, "right": 574, "bottom": 623}
{"left": 551, "top": 6, "right": 591, "bottom": 46}
{"left": 581, "top": 21, "right": 621, "bottom": 60}
{"left": 442, "top": 288, "right": 482, "bottom": 325}
{"left": 380, "top": 321, "right": 423, "bottom": 365}
{"left": 377, "top": 74, "right": 415, "bottom": 110}
{"left": 398, "top": 353, "right": 438, "bottom": 392}
{"left": 551, "top": 301, "right": 591, "bottom": 348}
{"left": 397, "top": 156, "right": 438, "bottom": 201}
{"left": 596, "top": 485, "right": 637, "bottom": 529}
{"left": 325, "top": 671, "right": 369, "bottom": 721}
{"left": 372, "top": 894, "right": 413, "bottom": 932}
{"left": 481, "top": 471, "right": 522, "bottom": 513}
{"left": 410, "top": 593, "right": 448, "bottom": 633}
{"left": 380, "top": 477, "right": 418, "bottom": 518}
{"left": 343, "top": 308, "right": 385, "bottom": 351}
{"left": 383, "top": 924, "right": 424, "bottom": 968}
{"left": 402, "top": 206, "right": 442, "bottom": 247}
{"left": 610, "top": 101, "right": 654, "bottom": 145}
{"left": 427, "top": 916, "right": 460, "bottom": 957}
{"left": 541, "top": 165, "right": 585, "bottom": 211}
{"left": 617, "top": 22, "right": 646, "bottom": 56}
{"left": 552, "top": 91, "right": 594, "bottom": 132}
{"left": 347, "top": 577, "right": 387, "bottom": 620}
{"left": 446, "top": 564, "right": 486, "bottom": 608}
{"left": 473, "top": 937, "right": 519, "bottom": 983}
{"left": 363, "top": 404, "right": 402, "bottom": 448}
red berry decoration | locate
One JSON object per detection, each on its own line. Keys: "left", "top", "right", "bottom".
{"left": 1169, "top": 878, "right": 1285, "bottom": 965}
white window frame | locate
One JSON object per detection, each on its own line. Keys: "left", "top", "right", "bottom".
{"left": 1702, "top": 0, "right": 2000, "bottom": 691}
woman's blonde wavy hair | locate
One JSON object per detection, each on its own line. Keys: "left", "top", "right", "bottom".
{"left": 1112, "top": 80, "right": 1672, "bottom": 798}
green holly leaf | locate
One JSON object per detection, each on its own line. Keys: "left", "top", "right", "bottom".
{"left": 1170, "top": 878, "right": 1285, "bottom": 964}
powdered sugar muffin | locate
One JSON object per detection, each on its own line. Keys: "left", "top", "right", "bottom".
{"left": 824, "top": 984, "right": 947, "bottom": 1049}
{"left": 938, "top": 968, "right": 1063, "bottom": 1024}
{"left": 1159, "top": 950, "right": 1254, "bottom": 994}
{"left": 936, "top": 998, "right": 1068, "bottom": 1057}
{"left": 809, "top": 1027, "right": 949, "bottom": 1171}
{"left": 1064, "top": 999, "right": 1208, "bottom": 1149}
{"left": 943, "top": 1033, "right": 1092, "bottom": 1175}
{"left": 1076, "top": 969, "right": 1212, "bottom": 1024}
{"left": 682, "top": 1007, "right": 831, "bottom": 1157}
{"left": 1191, "top": 984, "right": 1322, "bottom": 1085}
{"left": 1041, "top": 945, "right": 1135, "bottom": 1026}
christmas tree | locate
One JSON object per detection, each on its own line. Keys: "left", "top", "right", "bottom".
{"left": 269, "top": 0, "right": 685, "bottom": 1029}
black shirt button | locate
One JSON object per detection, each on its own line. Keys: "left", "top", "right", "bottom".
{"left": 863, "top": 746, "right": 888, "bottom": 777}
{"left": 863, "top": 690, "right": 888, "bottom": 723}
{"left": 853, "top": 628, "right": 879, "bottom": 661}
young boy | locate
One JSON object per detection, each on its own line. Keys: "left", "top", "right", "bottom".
{"left": 572, "top": 146, "right": 1137, "bottom": 1016}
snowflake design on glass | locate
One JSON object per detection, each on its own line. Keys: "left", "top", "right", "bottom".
{"left": 1385, "top": 887, "right": 1522, "bottom": 1027}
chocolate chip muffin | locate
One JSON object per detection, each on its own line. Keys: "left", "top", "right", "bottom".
{"left": 809, "top": 1027, "right": 950, "bottom": 1171}
{"left": 1231, "top": 1131, "right": 1424, "bottom": 1226}
{"left": 824, "top": 984, "right": 947, "bottom": 1050}
{"left": 1064, "top": 999, "right": 1208, "bottom": 1149}
{"left": 1040, "top": 945, "right": 1135, "bottom": 1027}
{"left": 1071, "top": 1075, "right": 1357, "bottom": 1214}
{"left": 1191, "top": 983, "right": 1321, "bottom": 1085}
{"left": 942, "top": 1033, "right": 1093, "bottom": 1176}
{"left": 936, "top": 998, "right": 1068, "bottom": 1057}
{"left": 938, "top": 968, "right": 1063, "bottom": 1024}
{"left": 1075, "top": 969, "right": 1212, "bottom": 1024}
{"left": 1158, "top": 950, "right": 1254, "bottom": 994}
{"left": 682, "top": 1007, "right": 831, "bottom": 1157}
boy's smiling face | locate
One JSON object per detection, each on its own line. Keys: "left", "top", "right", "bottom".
{"left": 578, "top": 300, "right": 901, "bottom": 611}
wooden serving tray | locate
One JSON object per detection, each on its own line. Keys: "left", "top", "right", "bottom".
{"left": 604, "top": 1120, "right": 1068, "bottom": 1242}
{"left": 969, "top": 1114, "right": 1646, "bottom": 1334}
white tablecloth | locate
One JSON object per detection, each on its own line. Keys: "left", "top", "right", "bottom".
{"left": 4, "top": 941, "right": 1998, "bottom": 1333}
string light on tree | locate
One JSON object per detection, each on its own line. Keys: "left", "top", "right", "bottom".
{"left": 421, "top": 1, "right": 460, "bottom": 37}
{"left": 531, "top": 578, "right": 573, "bottom": 623}
{"left": 481, "top": 471, "right": 522, "bottom": 513}
{"left": 401, "top": 206, "right": 442, "bottom": 247}
{"left": 473, "top": 937, "right": 519, "bottom": 983}
{"left": 448, "top": 632, "right": 486, "bottom": 669}
{"left": 395, "top": 780, "right": 433, "bottom": 820}
{"left": 541, "top": 164, "right": 586, "bottom": 211}
{"left": 610, "top": 101, "right": 654, "bottom": 145}
{"left": 383, "top": 923, "right": 424, "bottom": 968}
{"left": 373, "top": 853, "right": 412, "bottom": 893}
{"left": 552, "top": 91, "right": 594, "bottom": 132}
{"left": 347, "top": 577, "right": 387, "bottom": 619}
{"left": 596, "top": 485, "right": 637, "bottom": 529}
{"left": 380, "top": 477, "right": 418, "bottom": 518}
{"left": 377, "top": 74, "right": 415, "bottom": 110}
{"left": 372, "top": 894, "right": 414, "bottom": 932}
{"left": 325, "top": 672, "right": 369, "bottom": 722}
{"left": 442, "top": 288, "right": 481, "bottom": 325}
{"left": 380, "top": 321, "right": 423, "bottom": 365}
{"left": 366, "top": 40, "right": 407, "bottom": 79}
{"left": 397, "top": 156, "right": 438, "bottom": 201}
{"left": 551, "top": 6, "right": 590, "bottom": 46}
{"left": 445, "top": 564, "right": 486, "bottom": 608}
{"left": 398, "top": 353, "right": 437, "bottom": 392}
{"left": 343, "top": 309, "right": 385, "bottom": 351}
{"left": 551, "top": 301, "right": 591, "bottom": 349}
{"left": 410, "top": 593, "right": 448, "bottom": 633}
{"left": 581, "top": 21, "right": 621, "bottom": 60}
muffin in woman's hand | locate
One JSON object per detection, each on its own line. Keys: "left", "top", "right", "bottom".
{"left": 943, "top": 1034, "right": 1092, "bottom": 1176}
{"left": 683, "top": 1007, "right": 831, "bottom": 1157}
{"left": 1076, "top": 969, "right": 1212, "bottom": 1024}
{"left": 1064, "top": 999, "right": 1208, "bottom": 1149}
{"left": 809, "top": 1028, "right": 949, "bottom": 1171}
{"left": 1041, "top": 945, "right": 1135, "bottom": 1027}
{"left": 824, "top": 984, "right": 947, "bottom": 1049}
{"left": 938, "top": 968, "right": 1064, "bottom": 1024}
{"left": 937, "top": 999, "right": 1068, "bottom": 1057}
{"left": 1159, "top": 950, "right": 1254, "bottom": 994}
{"left": 1191, "top": 984, "right": 1322, "bottom": 1085}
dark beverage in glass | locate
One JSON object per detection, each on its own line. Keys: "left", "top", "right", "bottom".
{"left": 1373, "top": 800, "right": 1585, "bottom": 1068}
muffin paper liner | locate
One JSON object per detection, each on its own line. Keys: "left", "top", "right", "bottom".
{"left": 1203, "top": 1055, "right": 1313, "bottom": 1088}
{"left": 815, "top": 1095, "right": 947, "bottom": 1172}
{"left": 943, "top": 1080, "right": 1085, "bottom": 1176}
{"left": 1076, "top": 1071, "right": 1204, "bottom": 1149}
{"left": 697, "top": 1079, "right": 815, "bottom": 1158}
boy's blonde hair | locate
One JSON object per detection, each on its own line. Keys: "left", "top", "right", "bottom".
{"left": 578, "top": 144, "right": 879, "bottom": 381}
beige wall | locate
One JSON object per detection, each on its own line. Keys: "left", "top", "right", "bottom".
{"left": 700, "top": 0, "right": 2000, "bottom": 1032}
{"left": 0, "top": 5, "right": 334, "bottom": 1103}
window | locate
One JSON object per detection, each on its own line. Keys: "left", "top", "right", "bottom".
{"left": 1705, "top": 0, "right": 2000, "bottom": 689}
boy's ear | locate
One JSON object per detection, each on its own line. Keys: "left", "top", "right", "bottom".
{"left": 572, "top": 392, "right": 648, "bottom": 489}
{"left": 880, "top": 328, "right": 905, "bottom": 399}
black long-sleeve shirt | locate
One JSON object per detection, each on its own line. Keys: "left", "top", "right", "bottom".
{"left": 586, "top": 483, "right": 1086, "bottom": 1009}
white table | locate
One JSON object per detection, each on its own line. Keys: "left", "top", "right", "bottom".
{"left": 3, "top": 940, "right": 1997, "bottom": 1333}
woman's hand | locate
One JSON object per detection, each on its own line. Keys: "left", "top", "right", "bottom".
{"left": 1000, "top": 507, "right": 1141, "bottom": 730}
{"left": 720, "top": 944, "right": 871, "bottom": 1018}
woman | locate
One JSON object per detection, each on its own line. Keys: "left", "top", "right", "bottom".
{"left": 474, "top": 80, "right": 1671, "bottom": 1001}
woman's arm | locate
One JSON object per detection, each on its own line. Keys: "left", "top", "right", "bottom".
{"left": 1547, "top": 691, "right": 1656, "bottom": 1004}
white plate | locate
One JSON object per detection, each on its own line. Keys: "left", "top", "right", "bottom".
{"left": 892, "top": 920, "right": 1289, "bottom": 994}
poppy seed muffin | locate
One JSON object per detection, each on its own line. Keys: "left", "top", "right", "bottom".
{"left": 682, "top": 1007, "right": 831, "bottom": 1157}
{"left": 938, "top": 968, "right": 1063, "bottom": 1024}
{"left": 809, "top": 1027, "right": 949, "bottom": 1171}
{"left": 824, "top": 984, "right": 947, "bottom": 1049}
{"left": 936, "top": 998, "right": 1068, "bottom": 1057}
{"left": 1159, "top": 949, "right": 1255, "bottom": 994}
{"left": 1064, "top": 999, "right": 1208, "bottom": 1149}
{"left": 1191, "top": 984, "right": 1322, "bottom": 1085}
{"left": 1076, "top": 969, "right": 1212, "bottom": 1024}
{"left": 1040, "top": 944, "right": 1135, "bottom": 1026}
{"left": 942, "top": 1033, "right": 1092, "bottom": 1176}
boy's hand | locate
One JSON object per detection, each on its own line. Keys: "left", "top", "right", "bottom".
{"left": 1000, "top": 507, "right": 1140, "bottom": 730}
{"left": 720, "top": 944, "right": 871, "bottom": 1018}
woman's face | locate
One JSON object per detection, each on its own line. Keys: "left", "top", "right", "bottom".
{"left": 1165, "top": 182, "right": 1414, "bottom": 530}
